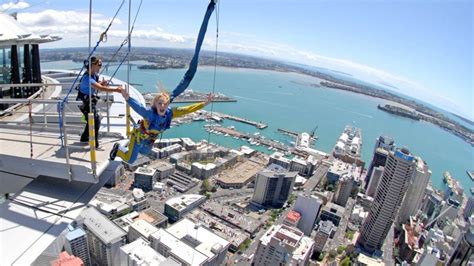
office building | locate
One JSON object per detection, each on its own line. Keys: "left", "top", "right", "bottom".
{"left": 252, "top": 164, "right": 297, "bottom": 208}
{"left": 154, "top": 161, "right": 175, "bottom": 180}
{"left": 448, "top": 226, "right": 474, "bottom": 265}
{"left": 465, "top": 197, "right": 474, "bottom": 220}
{"left": 253, "top": 224, "right": 314, "bottom": 266}
{"left": 357, "top": 148, "right": 416, "bottom": 254}
{"left": 293, "top": 194, "right": 323, "bottom": 236}
{"left": 365, "top": 135, "right": 394, "bottom": 187}
{"left": 320, "top": 202, "right": 345, "bottom": 226}
{"left": 366, "top": 166, "right": 384, "bottom": 197}
{"left": 333, "top": 174, "right": 354, "bottom": 206}
{"left": 134, "top": 167, "right": 157, "bottom": 192}
{"left": 398, "top": 157, "right": 431, "bottom": 224}
{"left": 164, "top": 194, "right": 205, "bottom": 223}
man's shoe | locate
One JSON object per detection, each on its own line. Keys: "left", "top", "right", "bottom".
{"left": 110, "top": 143, "right": 119, "bottom": 160}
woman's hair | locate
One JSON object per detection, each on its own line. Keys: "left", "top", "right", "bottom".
{"left": 152, "top": 91, "right": 170, "bottom": 107}
{"left": 84, "top": 56, "right": 101, "bottom": 69}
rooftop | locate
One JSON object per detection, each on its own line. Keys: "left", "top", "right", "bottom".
{"left": 0, "top": 13, "right": 61, "bottom": 46}
{"left": 120, "top": 238, "right": 177, "bottom": 265}
{"left": 166, "top": 218, "right": 230, "bottom": 259}
{"left": 151, "top": 229, "right": 209, "bottom": 265}
{"left": 65, "top": 227, "right": 86, "bottom": 241}
{"left": 166, "top": 194, "right": 205, "bottom": 211}
{"left": 80, "top": 206, "right": 126, "bottom": 244}
{"left": 286, "top": 211, "right": 302, "bottom": 224}
{"left": 321, "top": 202, "right": 345, "bottom": 216}
{"left": 216, "top": 160, "right": 263, "bottom": 185}
{"left": 260, "top": 224, "right": 314, "bottom": 258}
{"left": 318, "top": 220, "right": 336, "bottom": 235}
{"left": 130, "top": 219, "right": 159, "bottom": 239}
{"left": 135, "top": 167, "right": 156, "bottom": 175}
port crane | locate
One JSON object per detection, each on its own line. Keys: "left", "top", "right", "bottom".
{"left": 310, "top": 124, "right": 318, "bottom": 138}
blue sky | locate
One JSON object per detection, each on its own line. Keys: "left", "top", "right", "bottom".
{"left": 2, "top": 0, "right": 473, "bottom": 119}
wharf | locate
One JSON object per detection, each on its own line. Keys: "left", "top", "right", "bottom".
{"left": 219, "top": 113, "right": 267, "bottom": 129}
{"left": 277, "top": 128, "right": 298, "bottom": 137}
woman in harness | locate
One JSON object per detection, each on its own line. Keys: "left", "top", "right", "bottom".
{"left": 77, "top": 56, "right": 122, "bottom": 148}
{"left": 110, "top": 90, "right": 213, "bottom": 163}
{"left": 109, "top": 0, "right": 217, "bottom": 163}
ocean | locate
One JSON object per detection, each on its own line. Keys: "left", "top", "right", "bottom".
{"left": 42, "top": 60, "right": 474, "bottom": 194}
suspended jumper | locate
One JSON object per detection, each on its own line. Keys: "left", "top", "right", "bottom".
{"left": 110, "top": 0, "right": 217, "bottom": 164}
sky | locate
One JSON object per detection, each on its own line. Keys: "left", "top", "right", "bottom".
{"left": 1, "top": 0, "right": 473, "bottom": 119}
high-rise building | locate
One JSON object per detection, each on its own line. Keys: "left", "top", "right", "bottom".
{"left": 253, "top": 224, "right": 314, "bottom": 266}
{"left": 465, "top": 197, "right": 474, "bottom": 220}
{"left": 64, "top": 227, "right": 91, "bottom": 266}
{"left": 398, "top": 157, "right": 431, "bottom": 224}
{"left": 252, "top": 164, "right": 297, "bottom": 208}
{"left": 78, "top": 206, "right": 127, "bottom": 266}
{"left": 449, "top": 226, "right": 474, "bottom": 265}
{"left": 365, "top": 166, "right": 384, "bottom": 197}
{"left": 357, "top": 148, "right": 416, "bottom": 254}
{"left": 364, "top": 135, "right": 394, "bottom": 189}
{"left": 333, "top": 174, "right": 354, "bottom": 206}
{"left": 293, "top": 194, "right": 323, "bottom": 236}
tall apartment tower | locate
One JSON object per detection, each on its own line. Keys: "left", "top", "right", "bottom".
{"left": 333, "top": 174, "right": 353, "bottom": 207}
{"left": 64, "top": 227, "right": 91, "bottom": 266}
{"left": 398, "top": 157, "right": 431, "bottom": 224}
{"left": 252, "top": 164, "right": 297, "bottom": 208}
{"left": 357, "top": 148, "right": 416, "bottom": 253}
{"left": 365, "top": 135, "right": 394, "bottom": 189}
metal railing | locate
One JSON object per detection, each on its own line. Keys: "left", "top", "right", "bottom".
{"left": 0, "top": 94, "right": 120, "bottom": 181}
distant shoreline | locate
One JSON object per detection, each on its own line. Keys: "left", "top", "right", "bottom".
{"left": 40, "top": 48, "right": 473, "bottom": 146}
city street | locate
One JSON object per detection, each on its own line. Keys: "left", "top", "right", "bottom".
{"left": 383, "top": 224, "right": 395, "bottom": 265}
{"left": 325, "top": 198, "right": 355, "bottom": 252}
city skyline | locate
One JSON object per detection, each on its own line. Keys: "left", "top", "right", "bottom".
{"left": 1, "top": 0, "right": 472, "bottom": 120}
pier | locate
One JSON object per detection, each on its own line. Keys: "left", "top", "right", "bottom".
{"left": 277, "top": 128, "right": 299, "bottom": 137}
{"left": 206, "top": 125, "right": 290, "bottom": 152}
{"left": 219, "top": 113, "right": 267, "bottom": 129}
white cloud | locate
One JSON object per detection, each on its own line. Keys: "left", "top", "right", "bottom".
{"left": 13, "top": 7, "right": 471, "bottom": 119}
{"left": 0, "top": 1, "right": 30, "bottom": 12}
{"left": 17, "top": 9, "right": 120, "bottom": 35}
{"left": 108, "top": 29, "right": 192, "bottom": 43}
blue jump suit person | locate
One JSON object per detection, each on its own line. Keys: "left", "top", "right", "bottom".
{"left": 110, "top": 0, "right": 217, "bottom": 163}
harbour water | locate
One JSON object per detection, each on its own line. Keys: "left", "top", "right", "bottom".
{"left": 42, "top": 60, "right": 474, "bottom": 194}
